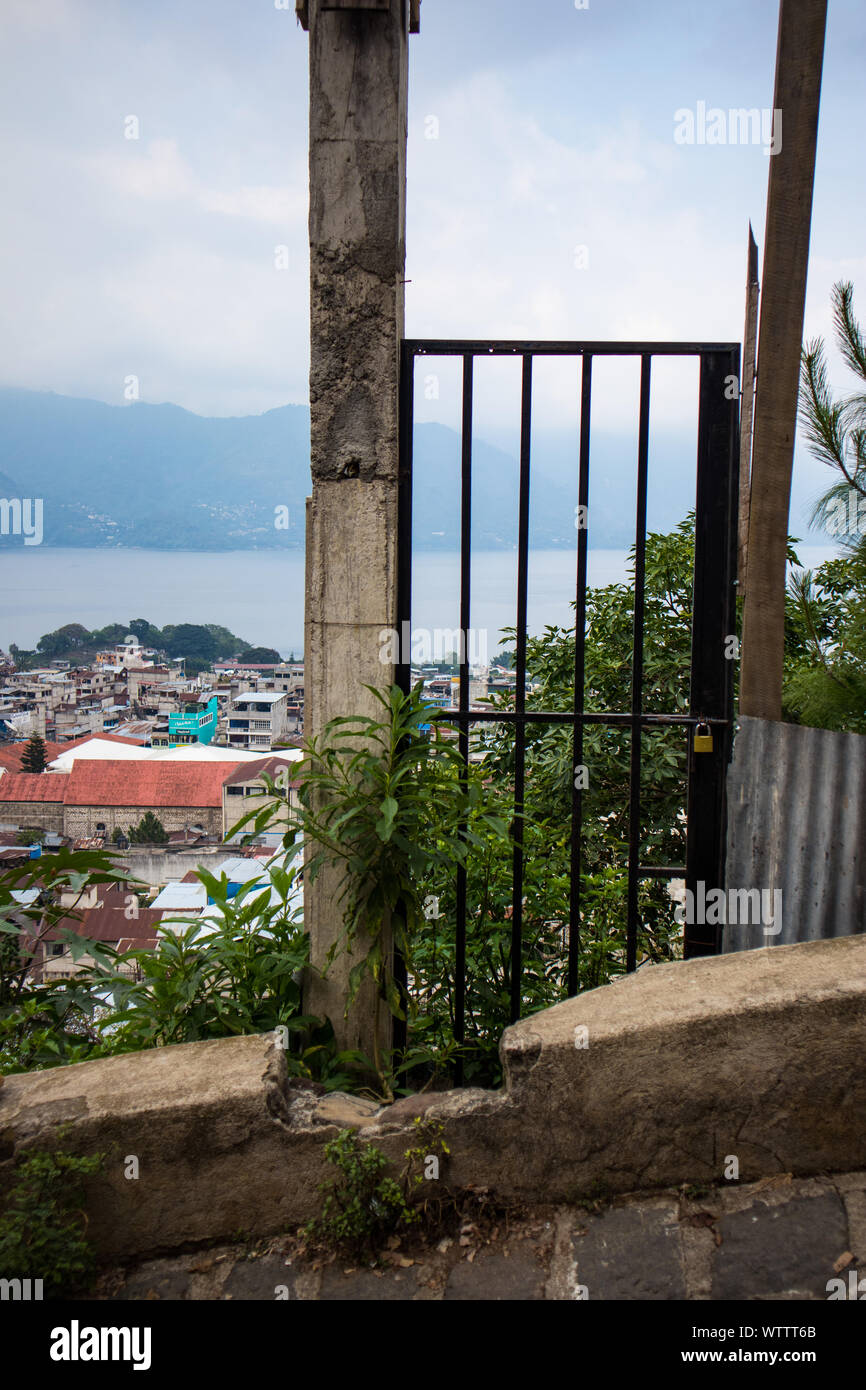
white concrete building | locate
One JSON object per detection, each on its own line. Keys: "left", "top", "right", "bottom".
{"left": 226, "top": 691, "right": 289, "bottom": 751}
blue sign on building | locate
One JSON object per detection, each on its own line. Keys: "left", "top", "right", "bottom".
{"left": 168, "top": 695, "right": 218, "bottom": 746}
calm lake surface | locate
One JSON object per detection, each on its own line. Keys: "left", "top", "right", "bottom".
{"left": 0, "top": 546, "right": 838, "bottom": 658}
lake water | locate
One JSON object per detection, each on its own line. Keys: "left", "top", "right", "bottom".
{"left": 0, "top": 545, "right": 838, "bottom": 659}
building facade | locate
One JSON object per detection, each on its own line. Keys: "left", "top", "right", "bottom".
{"left": 226, "top": 692, "right": 288, "bottom": 750}
{"left": 167, "top": 695, "right": 218, "bottom": 747}
{"left": 222, "top": 756, "right": 301, "bottom": 842}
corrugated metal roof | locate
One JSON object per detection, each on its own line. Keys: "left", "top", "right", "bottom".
{"left": 231, "top": 691, "right": 285, "bottom": 705}
{"left": 724, "top": 716, "right": 866, "bottom": 951}
{"left": 0, "top": 732, "right": 140, "bottom": 773}
{"left": 49, "top": 740, "right": 302, "bottom": 768}
{"left": 150, "top": 882, "right": 208, "bottom": 910}
{"left": 212, "top": 856, "right": 270, "bottom": 883}
{"left": 12, "top": 889, "right": 40, "bottom": 906}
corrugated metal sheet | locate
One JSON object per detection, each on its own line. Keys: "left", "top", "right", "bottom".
{"left": 150, "top": 882, "right": 208, "bottom": 911}
{"left": 723, "top": 716, "right": 866, "bottom": 951}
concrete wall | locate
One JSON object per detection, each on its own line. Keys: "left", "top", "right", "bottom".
{"left": 62, "top": 805, "right": 222, "bottom": 839}
{"left": 0, "top": 800, "right": 64, "bottom": 833}
{"left": 115, "top": 845, "right": 243, "bottom": 888}
{"left": 3, "top": 933, "right": 864, "bottom": 1261}
{"left": 223, "top": 783, "right": 298, "bottom": 841}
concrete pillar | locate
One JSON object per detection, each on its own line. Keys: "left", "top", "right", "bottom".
{"left": 298, "top": 0, "right": 416, "bottom": 1057}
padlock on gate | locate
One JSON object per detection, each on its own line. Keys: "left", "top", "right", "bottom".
{"left": 693, "top": 721, "right": 714, "bottom": 753}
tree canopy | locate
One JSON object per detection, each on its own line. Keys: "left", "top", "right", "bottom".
{"left": 126, "top": 812, "right": 168, "bottom": 845}
{"left": 20, "top": 734, "right": 47, "bottom": 774}
{"left": 240, "top": 647, "right": 282, "bottom": 664}
{"left": 10, "top": 618, "right": 257, "bottom": 670}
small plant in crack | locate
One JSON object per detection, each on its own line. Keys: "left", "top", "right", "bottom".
{"left": 304, "top": 1129, "right": 419, "bottom": 1263}
{"left": 303, "top": 1119, "right": 454, "bottom": 1263}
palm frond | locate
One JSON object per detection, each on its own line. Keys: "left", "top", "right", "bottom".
{"left": 799, "top": 339, "right": 849, "bottom": 474}
{"left": 832, "top": 280, "right": 866, "bottom": 382}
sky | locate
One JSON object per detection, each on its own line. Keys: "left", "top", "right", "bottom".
{"left": 0, "top": 0, "right": 864, "bottom": 530}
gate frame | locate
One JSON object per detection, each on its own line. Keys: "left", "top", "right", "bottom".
{"left": 396, "top": 339, "right": 740, "bottom": 1065}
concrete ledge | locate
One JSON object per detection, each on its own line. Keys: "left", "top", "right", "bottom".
{"left": 2, "top": 934, "right": 865, "bottom": 1260}
{"left": 490, "top": 933, "right": 866, "bottom": 1200}
{"left": 0, "top": 1036, "right": 318, "bottom": 1257}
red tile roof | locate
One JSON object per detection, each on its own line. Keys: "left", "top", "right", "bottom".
{"left": 0, "top": 773, "right": 67, "bottom": 803}
{"left": 43, "top": 903, "right": 164, "bottom": 942}
{"left": 64, "top": 759, "right": 243, "bottom": 808}
{"left": 222, "top": 756, "right": 302, "bottom": 788}
{"left": 0, "top": 754, "right": 249, "bottom": 810}
{"left": 214, "top": 661, "right": 282, "bottom": 670}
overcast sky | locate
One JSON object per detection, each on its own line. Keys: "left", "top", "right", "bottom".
{"left": 0, "top": 0, "right": 863, "bottom": 522}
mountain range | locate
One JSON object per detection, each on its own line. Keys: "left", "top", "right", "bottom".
{"left": 0, "top": 387, "right": 733, "bottom": 551}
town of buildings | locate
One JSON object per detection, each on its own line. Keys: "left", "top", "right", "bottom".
{"left": 0, "top": 635, "right": 305, "bottom": 749}
{"left": 0, "top": 634, "right": 515, "bottom": 986}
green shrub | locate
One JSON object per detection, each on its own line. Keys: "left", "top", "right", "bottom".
{"left": 305, "top": 1119, "right": 452, "bottom": 1261}
{"left": 0, "top": 1149, "right": 103, "bottom": 1297}
{"left": 305, "top": 1129, "right": 418, "bottom": 1261}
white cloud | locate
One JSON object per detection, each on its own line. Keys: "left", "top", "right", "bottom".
{"left": 87, "top": 139, "right": 194, "bottom": 201}
{"left": 0, "top": 0, "right": 863, "bottom": 453}
{"left": 406, "top": 76, "right": 745, "bottom": 431}
{"left": 0, "top": 0, "right": 77, "bottom": 36}
{"left": 200, "top": 185, "right": 307, "bottom": 225}
{"left": 85, "top": 138, "right": 305, "bottom": 227}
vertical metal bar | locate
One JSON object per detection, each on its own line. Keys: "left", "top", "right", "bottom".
{"left": 626, "top": 355, "right": 652, "bottom": 973}
{"left": 396, "top": 341, "right": 414, "bottom": 700}
{"left": 392, "top": 341, "right": 414, "bottom": 1053}
{"left": 568, "top": 353, "right": 592, "bottom": 996}
{"left": 454, "top": 355, "right": 473, "bottom": 1084}
{"left": 510, "top": 355, "right": 532, "bottom": 1022}
{"left": 686, "top": 348, "right": 740, "bottom": 955}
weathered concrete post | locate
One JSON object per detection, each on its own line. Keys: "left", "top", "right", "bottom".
{"left": 297, "top": 0, "right": 418, "bottom": 1056}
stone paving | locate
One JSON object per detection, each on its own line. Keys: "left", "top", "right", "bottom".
{"left": 92, "top": 1169, "right": 866, "bottom": 1302}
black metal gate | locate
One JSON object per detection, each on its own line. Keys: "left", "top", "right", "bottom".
{"left": 396, "top": 339, "right": 740, "bottom": 1064}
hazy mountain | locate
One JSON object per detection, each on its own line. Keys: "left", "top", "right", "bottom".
{"left": 0, "top": 387, "right": 749, "bottom": 551}
{"left": 0, "top": 389, "right": 310, "bottom": 550}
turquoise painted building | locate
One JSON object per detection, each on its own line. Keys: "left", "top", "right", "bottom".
{"left": 167, "top": 695, "right": 218, "bottom": 746}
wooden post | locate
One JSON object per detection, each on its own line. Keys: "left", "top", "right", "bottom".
{"left": 737, "top": 224, "right": 759, "bottom": 597}
{"left": 739, "top": 0, "right": 827, "bottom": 720}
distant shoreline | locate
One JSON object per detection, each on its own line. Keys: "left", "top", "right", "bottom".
{"left": 0, "top": 545, "right": 841, "bottom": 657}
